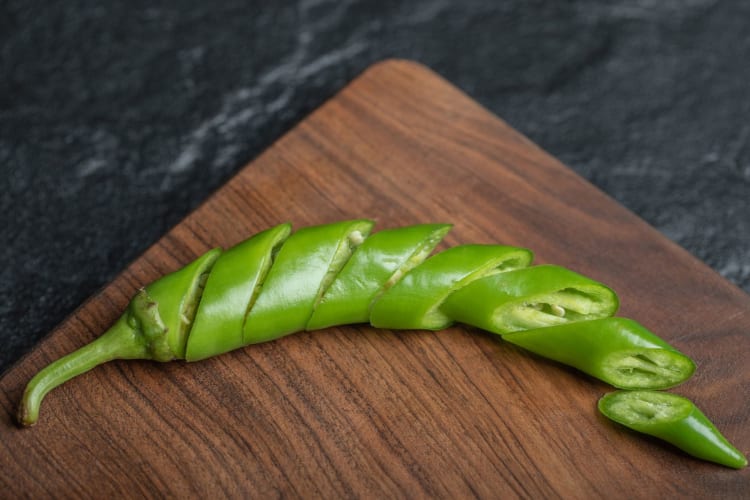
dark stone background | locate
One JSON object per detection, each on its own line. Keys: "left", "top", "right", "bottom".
{"left": 2, "top": 1, "right": 749, "bottom": 373}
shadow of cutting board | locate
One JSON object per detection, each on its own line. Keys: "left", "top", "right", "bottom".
{"left": 1, "top": 60, "right": 748, "bottom": 497}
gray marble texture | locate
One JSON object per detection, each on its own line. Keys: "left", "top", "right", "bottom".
{"left": 2, "top": 0, "right": 749, "bottom": 373}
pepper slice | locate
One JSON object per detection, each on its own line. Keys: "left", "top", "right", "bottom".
{"left": 138, "top": 247, "right": 223, "bottom": 359}
{"left": 185, "top": 223, "right": 291, "bottom": 361}
{"left": 599, "top": 390, "right": 747, "bottom": 469}
{"left": 502, "top": 317, "right": 695, "bottom": 389}
{"left": 307, "top": 223, "right": 452, "bottom": 330}
{"left": 243, "top": 220, "right": 374, "bottom": 344}
{"left": 440, "top": 265, "right": 618, "bottom": 334}
{"left": 370, "top": 244, "right": 533, "bottom": 330}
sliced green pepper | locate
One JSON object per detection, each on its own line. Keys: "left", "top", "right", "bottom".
{"left": 369, "top": 244, "right": 533, "bottom": 330}
{"left": 502, "top": 318, "right": 695, "bottom": 389}
{"left": 185, "top": 223, "right": 291, "bottom": 361}
{"left": 440, "top": 264, "right": 618, "bottom": 334}
{"left": 16, "top": 216, "right": 728, "bottom": 464}
{"left": 307, "top": 223, "right": 452, "bottom": 330}
{"left": 599, "top": 390, "right": 747, "bottom": 469}
{"left": 242, "top": 219, "right": 374, "bottom": 344}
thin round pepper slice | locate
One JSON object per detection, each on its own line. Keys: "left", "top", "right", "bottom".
{"left": 502, "top": 317, "right": 695, "bottom": 389}
{"left": 599, "top": 390, "right": 747, "bottom": 469}
{"left": 243, "top": 219, "right": 374, "bottom": 344}
{"left": 370, "top": 244, "right": 533, "bottom": 330}
{"left": 440, "top": 265, "right": 618, "bottom": 334}
{"left": 307, "top": 223, "right": 452, "bottom": 330}
{"left": 185, "top": 223, "right": 291, "bottom": 361}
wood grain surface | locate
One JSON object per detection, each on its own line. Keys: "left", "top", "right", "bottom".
{"left": 1, "top": 59, "right": 748, "bottom": 498}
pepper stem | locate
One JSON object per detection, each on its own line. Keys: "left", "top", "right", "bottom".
{"left": 17, "top": 313, "right": 151, "bottom": 427}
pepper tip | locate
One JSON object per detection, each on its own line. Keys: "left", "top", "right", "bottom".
{"left": 15, "top": 398, "right": 39, "bottom": 428}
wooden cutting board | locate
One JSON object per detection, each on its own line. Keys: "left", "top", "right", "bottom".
{"left": 1, "top": 60, "right": 748, "bottom": 498}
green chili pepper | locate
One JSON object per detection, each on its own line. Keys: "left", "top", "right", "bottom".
{"left": 502, "top": 318, "right": 696, "bottom": 390}
{"left": 439, "top": 265, "right": 619, "bottom": 334}
{"left": 599, "top": 390, "right": 747, "bottom": 469}
{"left": 17, "top": 220, "right": 702, "bottom": 442}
